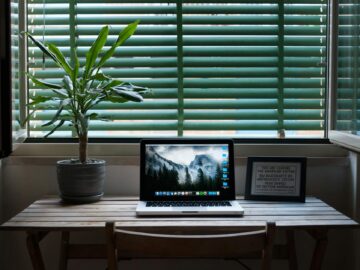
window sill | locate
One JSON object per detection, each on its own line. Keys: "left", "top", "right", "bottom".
{"left": 11, "top": 142, "right": 348, "bottom": 158}
{"left": 329, "top": 131, "right": 360, "bottom": 154}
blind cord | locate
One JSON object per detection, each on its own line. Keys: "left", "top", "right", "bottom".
{"left": 42, "top": 0, "right": 45, "bottom": 68}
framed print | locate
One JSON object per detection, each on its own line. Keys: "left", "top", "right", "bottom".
{"left": 245, "top": 157, "right": 307, "bottom": 202}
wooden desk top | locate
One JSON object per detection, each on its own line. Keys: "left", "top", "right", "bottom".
{"left": 1, "top": 196, "right": 358, "bottom": 232}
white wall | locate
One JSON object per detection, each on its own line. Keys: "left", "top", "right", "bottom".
{"left": 0, "top": 159, "right": 4, "bottom": 269}
{"left": 0, "top": 145, "right": 358, "bottom": 270}
{"left": 349, "top": 152, "right": 360, "bottom": 270}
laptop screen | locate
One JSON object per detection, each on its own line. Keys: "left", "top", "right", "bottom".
{"left": 140, "top": 139, "right": 235, "bottom": 201}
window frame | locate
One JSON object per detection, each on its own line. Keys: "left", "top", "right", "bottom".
{"left": 327, "top": 0, "right": 360, "bottom": 153}
{"left": 8, "top": 0, "right": 333, "bottom": 146}
{"left": 0, "top": 0, "right": 12, "bottom": 158}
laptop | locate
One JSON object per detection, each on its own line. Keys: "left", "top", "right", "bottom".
{"left": 136, "top": 139, "right": 244, "bottom": 216}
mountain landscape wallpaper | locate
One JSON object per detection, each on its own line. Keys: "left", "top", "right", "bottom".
{"left": 144, "top": 145, "right": 227, "bottom": 191}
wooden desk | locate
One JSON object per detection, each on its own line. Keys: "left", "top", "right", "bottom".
{"left": 0, "top": 196, "right": 358, "bottom": 270}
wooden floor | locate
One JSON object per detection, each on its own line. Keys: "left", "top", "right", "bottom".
{"left": 1, "top": 196, "right": 357, "bottom": 231}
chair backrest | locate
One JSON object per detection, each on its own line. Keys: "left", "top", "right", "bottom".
{"left": 105, "top": 221, "right": 276, "bottom": 270}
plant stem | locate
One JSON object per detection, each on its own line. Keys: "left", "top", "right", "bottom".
{"left": 79, "top": 132, "right": 88, "bottom": 163}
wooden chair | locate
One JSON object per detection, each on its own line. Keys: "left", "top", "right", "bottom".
{"left": 105, "top": 221, "right": 276, "bottom": 270}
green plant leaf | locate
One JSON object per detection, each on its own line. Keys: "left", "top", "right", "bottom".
{"left": 58, "top": 114, "right": 73, "bottom": 121}
{"left": 72, "top": 47, "right": 80, "bottom": 82}
{"left": 97, "top": 21, "right": 139, "bottom": 69}
{"left": 83, "top": 95, "right": 107, "bottom": 111}
{"left": 27, "top": 96, "right": 56, "bottom": 106}
{"left": 103, "top": 79, "right": 123, "bottom": 91}
{"left": 111, "top": 87, "right": 143, "bottom": 102}
{"left": 88, "top": 113, "right": 111, "bottom": 122}
{"left": 21, "top": 109, "right": 37, "bottom": 127}
{"left": 44, "top": 119, "right": 66, "bottom": 138}
{"left": 99, "top": 117, "right": 111, "bottom": 122}
{"left": 52, "top": 89, "right": 68, "bottom": 98}
{"left": 86, "top": 88, "right": 103, "bottom": 95}
{"left": 25, "top": 32, "right": 59, "bottom": 64}
{"left": 48, "top": 43, "right": 73, "bottom": 76}
{"left": 85, "top": 113, "right": 110, "bottom": 122}
{"left": 90, "top": 72, "right": 110, "bottom": 81}
{"left": 63, "top": 76, "right": 74, "bottom": 97}
{"left": 42, "top": 98, "right": 71, "bottom": 127}
{"left": 104, "top": 96, "right": 127, "bottom": 103}
{"left": 87, "top": 113, "right": 98, "bottom": 120}
{"left": 63, "top": 76, "right": 74, "bottom": 90}
{"left": 27, "top": 73, "right": 62, "bottom": 89}
{"left": 132, "top": 84, "right": 150, "bottom": 95}
{"left": 113, "top": 82, "right": 150, "bottom": 98}
{"left": 116, "top": 82, "right": 149, "bottom": 94}
{"left": 84, "top": 26, "right": 109, "bottom": 78}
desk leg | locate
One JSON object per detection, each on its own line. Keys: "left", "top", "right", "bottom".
{"left": 286, "top": 230, "right": 298, "bottom": 270}
{"left": 59, "top": 232, "right": 70, "bottom": 270}
{"left": 26, "top": 231, "right": 48, "bottom": 270}
{"left": 308, "top": 229, "right": 328, "bottom": 270}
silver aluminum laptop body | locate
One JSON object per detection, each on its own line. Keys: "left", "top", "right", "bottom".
{"left": 136, "top": 139, "right": 244, "bottom": 216}
{"left": 136, "top": 200, "right": 244, "bottom": 216}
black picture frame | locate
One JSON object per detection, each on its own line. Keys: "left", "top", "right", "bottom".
{"left": 245, "top": 157, "right": 307, "bottom": 202}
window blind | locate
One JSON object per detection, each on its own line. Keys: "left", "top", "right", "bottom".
{"left": 27, "top": 0, "right": 327, "bottom": 138}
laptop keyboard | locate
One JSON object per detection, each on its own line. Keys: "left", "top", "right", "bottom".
{"left": 146, "top": 201, "right": 232, "bottom": 207}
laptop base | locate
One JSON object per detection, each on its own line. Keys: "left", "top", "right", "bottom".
{"left": 136, "top": 201, "right": 244, "bottom": 216}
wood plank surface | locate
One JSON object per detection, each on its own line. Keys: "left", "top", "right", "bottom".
{"left": 36, "top": 196, "right": 323, "bottom": 203}
{"left": 1, "top": 197, "right": 358, "bottom": 231}
{"left": 12, "top": 215, "right": 351, "bottom": 221}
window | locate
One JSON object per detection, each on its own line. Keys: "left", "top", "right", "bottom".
{"left": 23, "top": 0, "right": 327, "bottom": 139}
{"left": 329, "top": 0, "right": 360, "bottom": 151}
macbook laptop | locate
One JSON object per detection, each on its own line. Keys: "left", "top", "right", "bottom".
{"left": 136, "top": 139, "right": 244, "bottom": 216}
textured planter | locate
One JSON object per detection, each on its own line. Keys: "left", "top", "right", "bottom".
{"left": 57, "top": 159, "right": 106, "bottom": 203}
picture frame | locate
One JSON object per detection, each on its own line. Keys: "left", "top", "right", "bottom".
{"left": 245, "top": 157, "right": 307, "bottom": 202}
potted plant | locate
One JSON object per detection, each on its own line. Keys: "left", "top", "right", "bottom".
{"left": 24, "top": 21, "right": 149, "bottom": 203}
